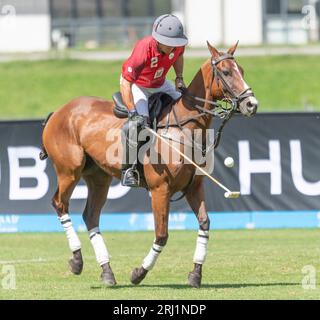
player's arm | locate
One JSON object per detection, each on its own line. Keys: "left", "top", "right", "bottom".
{"left": 120, "top": 77, "right": 135, "bottom": 111}
{"left": 173, "top": 53, "right": 186, "bottom": 90}
{"left": 121, "top": 40, "right": 148, "bottom": 112}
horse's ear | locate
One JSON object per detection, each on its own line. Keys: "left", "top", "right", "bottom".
{"left": 228, "top": 41, "right": 239, "bottom": 55}
{"left": 206, "top": 41, "right": 220, "bottom": 59}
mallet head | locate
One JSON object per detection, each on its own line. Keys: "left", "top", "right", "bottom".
{"left": 224, "top": 191, "right": 240, "bottom": 199}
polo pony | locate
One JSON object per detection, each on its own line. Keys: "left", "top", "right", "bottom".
{"left": 41, "top": 41, "right": 258, "bottom": 288}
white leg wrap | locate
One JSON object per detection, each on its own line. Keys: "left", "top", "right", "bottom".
{"left": 89, "top": 227, "right": 110, "bottom": 266}
{"left": 59, "top": 214, "right": 81, "bottom": 252}
{"left": 193, "top": 230, "right": 209, "bottom": 265}
{"left": 142, "top": 243, "right": 164, "bottom": 271}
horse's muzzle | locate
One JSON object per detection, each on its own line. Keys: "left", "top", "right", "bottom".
{"left": 239, "top": 96, "right": 258, "bottom": 117}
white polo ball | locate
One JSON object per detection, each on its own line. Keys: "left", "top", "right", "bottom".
{"left": 224, "top": 157, "right": 234, "bottom": 168}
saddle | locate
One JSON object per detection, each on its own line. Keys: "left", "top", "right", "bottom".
{"left": 112, "top": 91, "right": 174, "bottom": 128}
{"left": 112, "top": 91, "right": 174, "bottom": 188}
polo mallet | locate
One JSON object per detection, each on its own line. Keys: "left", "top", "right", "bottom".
{"left": 145, "top": 127, "right": 240, "bottom": 199}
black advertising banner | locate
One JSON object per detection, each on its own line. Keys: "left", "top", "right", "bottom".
{"left": 0, "top": 113, "right": 319, "bottom": 215}
{"left": 207, "top": 113, "right": 320, "bottom": 212}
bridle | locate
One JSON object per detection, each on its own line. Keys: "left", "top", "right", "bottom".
{"left": 184, "top": 53, "right": 255, "bottom": 120}
{"left": 159, "top": 53, "right": 255, "bottom": 151}
{"left": 159, "top": 53, "right": 255, "bottom": 202}
{"left": 210, "top": 53, "right": 254, "bottom": 110}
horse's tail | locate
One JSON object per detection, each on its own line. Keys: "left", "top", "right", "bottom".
{"left": 39, "top": 112, "right": 54, "bottom": 160}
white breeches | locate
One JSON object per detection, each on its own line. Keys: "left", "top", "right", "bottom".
{"left": 120, "top": 76, "right": 181, "bottom": 117}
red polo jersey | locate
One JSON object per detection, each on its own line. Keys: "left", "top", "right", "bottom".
{"left": 122, "top": 35, "right": 185, "bottom": 88}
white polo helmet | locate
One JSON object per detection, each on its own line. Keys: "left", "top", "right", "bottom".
{"left": 152, "top": 14, "right": 188, "bottom": 47}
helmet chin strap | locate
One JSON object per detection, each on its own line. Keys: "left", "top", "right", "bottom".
{"left": 157, "top": 42, "right": 174, "bottom": 55}
{"left": 157, "top": 43, "right": 165, "bottom": 54}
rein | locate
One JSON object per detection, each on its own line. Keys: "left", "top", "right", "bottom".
{"left": 157, "top": 53, "right": 254, "bottom": 202}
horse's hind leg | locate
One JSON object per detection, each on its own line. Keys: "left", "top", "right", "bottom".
{"left": 186, "top": 177, "right": 210, "bottom": 288}
{"left": 82, "top": 167, "right": 116, "bottom": 286}
{"left": 52, "top": 166, "right": 84, "bottom": 275}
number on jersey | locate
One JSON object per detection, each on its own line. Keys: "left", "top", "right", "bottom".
{"left": 150, "top": 57, "right": 158, "bottom": 68}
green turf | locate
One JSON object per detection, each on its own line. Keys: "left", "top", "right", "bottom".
{"left": 0, "top": 229, "right": 320, "bottom": 300}
{"left": 0, "top": 55, "right": 319, "bottom": 119}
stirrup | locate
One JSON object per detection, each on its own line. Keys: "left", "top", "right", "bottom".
{"left": 121, "top": 167, "right": 140, "bottom": 187}
{"left": 39, "top": 150, "right": 48, "bottom": 160}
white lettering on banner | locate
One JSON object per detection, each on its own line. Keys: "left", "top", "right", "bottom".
{"left": 0, "top": 215, "right": 19, "bottom": 233}
{"left": 71, "top": 185, "right": 87, "bottom": 199}
{"left": 8, "top": 147, "right": 49, "bottom": 200}
{"left": 71, "top": 182, "right": 130, "bottom": 200}
{"left": 238, "top": 140, "right": 281, "bottom": 195}
{"left": 0, "top": 215, "right": 19, "bottom": 225}
{"left": 3, "top": 139, "right": 319, "bottom": 202}
{"left": 290, "top": 140, "right": 320, "bottom": 196}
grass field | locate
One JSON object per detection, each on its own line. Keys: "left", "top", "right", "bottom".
{"left": 0, "top": 55, "right": 319, "bottom": 119}
{"left": 1, "top": 229, "right": 320, "bottom": 300}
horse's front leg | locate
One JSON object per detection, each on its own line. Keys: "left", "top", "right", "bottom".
{"left": 186, "top": 177, "right": 210, "bottom": 288}
{"left": 131, "top": 184, "right": 170, "bottom": 285}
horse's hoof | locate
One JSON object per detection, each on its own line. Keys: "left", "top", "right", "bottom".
{"left": 101, "top": 263, "right": 117, "bottom": 286}
{"left": 69, "top": 250, "right": 83, "bottom": 275}
{"left": 101, "top": 271, "right": 117, "bottom": 286}
{"left": 131, "top": 267, "right": 148, "bottom": 285}
{"left": 188, "top": 271, "right": 201, "bottom": 288}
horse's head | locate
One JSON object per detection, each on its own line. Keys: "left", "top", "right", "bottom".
{"left": 206, "top": 41, "right": 258, "bottom": 117}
